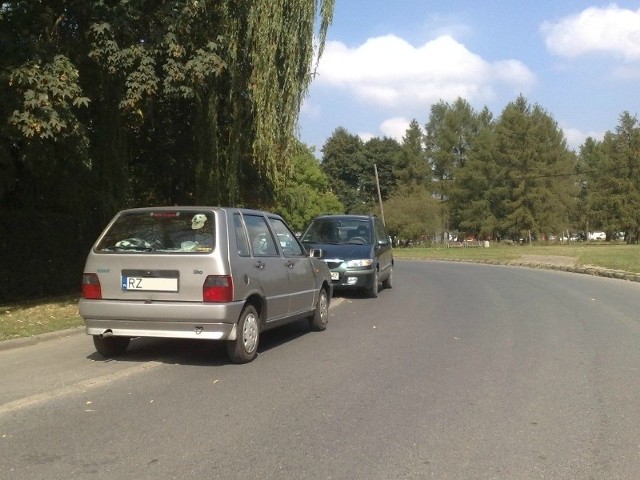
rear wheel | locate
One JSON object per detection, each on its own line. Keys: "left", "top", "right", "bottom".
{"left": 93, "top": 335, "right": 130, "bottom": 357}
{"left": 227, "top": 305, "right": 260, "bottom": 364}
{"left": 309, "top": 287, "right": 329, "bottom": 331}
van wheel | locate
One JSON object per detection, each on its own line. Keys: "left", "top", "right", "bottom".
{"left": 227, "top": 305, "right": 259, "bottom": 364}
{"left": 381, "top": 266, "right": 393, "bottom": 289}
{"left": 93, "top": 335, "right": 130, "bottom": 357}
{"left": 309, "top": 287, "right": 329, "bottom": 331}
{"left": 365, "top": 269, "right": 379, "bottom": 298}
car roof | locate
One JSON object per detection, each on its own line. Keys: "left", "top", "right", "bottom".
{"left": 113, "top": 206, "right": 281, "bottom": 218}
{"left": 313, "top": 214, "right": 374, "bottom": 221}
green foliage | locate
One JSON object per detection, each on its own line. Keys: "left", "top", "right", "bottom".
{"left": 394, "top": 119, "right": 431, "bottom": 191}
{"left": 493, "top": 96, "right": 577, "bottom": 240}
{"left": 8, "top": 55, "right": 89, "bottom": 139}
{"left": 362, "top": 136, "right": 401, "bottom": 201}
{"left": 0, "top": 0, "right": 335, "bottom": 302}
{"left": 579, "top": 112, "right": 640, "bottom": 242}
{"left": 274, "top": 143, "right": 343, "bottom": 231}
{"left": 382, "top": 189, "right": 441, "bottom": 244}
{"left": 450, "top": 115, "right": 499, "bottom": 239}
{"left": 320, "top": 127, "right": 400, "bottom": 214}
{"left": 1, "top": 0, "right": 335, "bottom": 217}
{"left": 321, "top": 127, "right": 369, "bottom": 212}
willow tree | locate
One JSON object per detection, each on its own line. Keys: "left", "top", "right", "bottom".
{"left": 87, "top": 0, "right": 335, "bottom": 208}
{"left": 2, "top": 0, "right": 335, "bottom": 218}
{"left": 212, "top": 0, "right": 335, "bottom": 206}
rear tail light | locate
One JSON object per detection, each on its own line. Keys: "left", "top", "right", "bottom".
{"left": 82, "top": 273, "right": 102, "bottom": 299}
{"left": 203, "top": 275, "right": 233, "bottom": 303}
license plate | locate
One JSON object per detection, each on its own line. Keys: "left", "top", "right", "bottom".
{"left": 122, "top": 277, "right": 178, "bottom": 292}
{"left": 330, "top": 272, "right": 339, "bottom": 280}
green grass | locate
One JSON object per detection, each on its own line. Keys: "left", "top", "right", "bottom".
{"left": 1, "top": 242, "right": 639, "bottom": 342}
{"left": 394, "top": 242, "right": 640, "bottom": 274}
{"left": 0, "top": 295, "right": 82, "bottom": 342}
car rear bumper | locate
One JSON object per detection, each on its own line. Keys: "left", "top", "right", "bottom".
{"left": 79, "top": 299, "right": 244, "bottom": 340}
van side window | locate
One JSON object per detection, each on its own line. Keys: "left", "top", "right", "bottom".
{"left": 374, "top": 218, "right": 390, "bottom": 245}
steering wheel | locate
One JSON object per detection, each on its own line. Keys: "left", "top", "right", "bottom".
{"left": 348, "top": 236, "right": 367, "bottom": 244}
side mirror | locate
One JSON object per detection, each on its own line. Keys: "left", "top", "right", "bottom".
{"left": 309, "top": 248, "right": 323, "bottom": 258}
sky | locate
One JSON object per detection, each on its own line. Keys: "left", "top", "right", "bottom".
{"left": 299, "top": 1, "right": 640, "bottom": 154}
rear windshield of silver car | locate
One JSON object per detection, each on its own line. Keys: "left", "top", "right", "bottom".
{"left": 95, "top": 211, "right": 215, "bottom": 253}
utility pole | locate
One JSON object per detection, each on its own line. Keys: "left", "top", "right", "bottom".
{"left": 374, "top": 164, "right": 385, "bottom": 225}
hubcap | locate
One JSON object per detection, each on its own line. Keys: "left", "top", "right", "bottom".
{"left": 242, "top": 313, "right": 258, "bottom": 353}
{"left": 319, "top": 291, "right": 328, "bottom": 325}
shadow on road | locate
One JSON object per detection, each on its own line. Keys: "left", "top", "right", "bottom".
{"left": 84, "top": 318, "right": 314, "bottom": 367}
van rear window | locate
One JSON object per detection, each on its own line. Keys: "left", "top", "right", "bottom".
{"left": 95, "top": 211, "right": 215, "bottom": 253}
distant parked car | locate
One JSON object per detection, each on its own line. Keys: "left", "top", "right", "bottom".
{"left": 588, "top": 231, "right": 606, "bottom": 240}
{"left": 300, "top": 214, "right": 393, "bottom": 298}
{"left": 79, "top": 207, "right": 333, "bottom": 363}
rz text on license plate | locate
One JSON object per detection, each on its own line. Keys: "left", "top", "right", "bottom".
{"left": 122, "top": 277, "right": 178, "bottom": 292}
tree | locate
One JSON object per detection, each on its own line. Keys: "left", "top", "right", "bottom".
{"left": 320, "top": 127, "right": 369, "bottom": 213}
{"left": 362, "top": 136, "right": 401, "bottom": 202}
{"left": 0, "top": 0, "right": 336, "bottom": 219}
{"left": 449, "top": 108, "right": 499, "bottom": 239}
{"left": 424, "top": 98, "right": 483, "bottom": 237}
{"left": 274, "top": 143, "right": 343, "bottom": 232}
{"left": 393, "top": 119, "right": 431, "bottom": 192}
{"left": 382, "top": 189, "right": 441, "bottom": 245}
{"left": 580, "top": 113, "right": 640, "bottom": 242}
{"left": 494, "top": 95, "right": 577, "bottom": 240}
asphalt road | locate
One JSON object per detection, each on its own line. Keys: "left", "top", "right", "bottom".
{"left": 1, "top": 260, "right": 640, "bottom": 479}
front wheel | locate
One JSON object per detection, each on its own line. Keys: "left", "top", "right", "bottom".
{"left": 309, "top": 287, "right": 329, "bottom": 331}
{"left": 381, "top": 266, "right": 393, "bottom": 289}
{"left": 93, "top": 335, "right": 130, "bottom": 357}
{"left": 227, "top": 305, "right": 260, "bottom": 364}
{"left": 365, "top": 269, "right": 379, "bottom": 298}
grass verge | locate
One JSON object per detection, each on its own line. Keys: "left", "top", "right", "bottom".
{"left": 393, "top": 242, "right": 640, "bottom": 274}
{"left": 0, "top": 295, "right": 82, "bottom": 342}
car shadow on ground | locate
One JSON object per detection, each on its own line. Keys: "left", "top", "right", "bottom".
{"left": 84, "top": 318, "right": 315, "bottom": 367}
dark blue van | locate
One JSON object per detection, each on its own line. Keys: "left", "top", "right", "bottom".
{"left": 300, "top": 215, "right": 393, "bottom": 297}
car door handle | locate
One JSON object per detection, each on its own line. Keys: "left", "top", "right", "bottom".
{"left": 285, "top": 260, "right": 295, "bottom": 268}
{"left": 254, "top": 261, "right": 265, "bottom": 270}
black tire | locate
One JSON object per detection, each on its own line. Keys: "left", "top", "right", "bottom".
{"left": 365, "top": 269, "right": 379, "bottom": 298}
{"left": 381, "top": 266, "right": 393, "bottom": 289}
{"left": 93, "top": 335, "right": 130, "bottom": 357}
{"left": 309, "top": 287, "right": 329, "bottom": 331}
{"left": 226, "top": 304, "right": 260, "bottom": 364}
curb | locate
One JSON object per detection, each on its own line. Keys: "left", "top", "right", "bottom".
{"left": 0, "top": 326, "right": 85, "bottom": 352}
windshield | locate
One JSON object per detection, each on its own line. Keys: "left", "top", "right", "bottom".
{"left": 301, "top": 218, "right": 371, "bottom": 245}
{"left": 95, "top": 210, "right": 215, "bottom": 253}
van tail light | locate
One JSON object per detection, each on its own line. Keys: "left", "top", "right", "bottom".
{"left": 203, "top": 275, "right": 233, "bottom": 303}
{"left": 82, "top": 273, "right": 102, "bottom": 299}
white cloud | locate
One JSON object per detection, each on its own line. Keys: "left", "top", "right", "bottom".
{"left": 561, "top": 125, "right": 605, "bottom": 151}
{"left": 300, "top": 99, "right": 321, "bottom": 118}
{"left": 315, "top": 34, "right": 535, "bottom": 108}
{"left": 541, "top": 5, "right": 640, "bottom": 60}
{"left": 379, "top": 117, "right": 411, "bottom": 141}
{"left": 357, "top": 131, "right": 375, "bottom": 142}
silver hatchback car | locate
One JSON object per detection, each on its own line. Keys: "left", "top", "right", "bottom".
{"left": 79, "top": 207, "right": 332, "bottom": 363}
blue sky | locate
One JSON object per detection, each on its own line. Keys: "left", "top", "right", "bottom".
{"left": 299, "top": 1, "right": 640, "bottom": 153}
